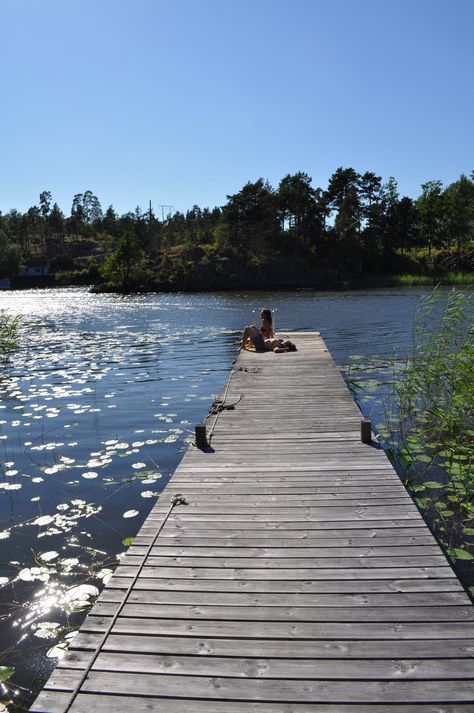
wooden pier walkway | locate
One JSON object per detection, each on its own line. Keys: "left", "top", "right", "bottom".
{"left": 31, "top": 333, "right": 474, "bottom": 712}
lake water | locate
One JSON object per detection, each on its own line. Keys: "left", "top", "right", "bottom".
{"left": 0, "top": 286, "right": 463, "bottom": 710}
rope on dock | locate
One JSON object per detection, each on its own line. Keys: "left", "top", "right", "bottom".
{"left": 206, "top": 365, "right": 260, "bottom": 444}
{"left": 61, "top": 493, "right": 188, "bottom": 712}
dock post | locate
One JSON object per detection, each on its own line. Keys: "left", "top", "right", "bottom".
{"left": 195, "top": 422, "right": 208, "bottom": 448}
{"left": 361, "top": 418, "right": 372, "bottom": 443}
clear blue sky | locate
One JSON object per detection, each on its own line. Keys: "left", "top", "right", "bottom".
{"left": 1, "top": 0, "right": 473, "bottom": 217}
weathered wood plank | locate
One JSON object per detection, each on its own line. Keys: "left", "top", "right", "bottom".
{"left": 60, "top": 651, "right": 474, "bottom": 680}
{"left": 69, "top": 632, "right": 474, "bottom": 659}
{"left": 158, "top": 493, "right": 414, "bottom": 504}
{"left": 79, "top": 616, "right": 474, "bottom": 640}
{"left": 147, "top": 518, "right": 428, "bottom": 530}
{"left": 32, "top": 690, "right": 474, "bottom": 713}
{"left": 104, "top": 576, "right": 464, "bottom": 593}
{"left": 147, "top": 511, "right": 423, "bottom": 522}
{"left": 134, "top": 535, "right": 438, "bottom": 547}
{"left": 139, "top": 525, "right": 436, "bottom": 536}
{"left": 98, "top": 589, "right": 470, "bottom": 607}
{"left": 92, "top": 601, "right": 474, "bottom": 622}
{"left": 121, "top": 554, "right": 449, "bottom": 569}
{"left": 43, "top": 670, "right": 474, "bottom": 702}
{"left": 127, "top": 545, "right": 442, "bottom": 558}
{"left": 114, "top": 565, "right": 455, "bottom": 580}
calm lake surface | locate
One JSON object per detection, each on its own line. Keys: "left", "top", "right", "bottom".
{"left": 0, "top": 286, "right": 464, "bottom": 710}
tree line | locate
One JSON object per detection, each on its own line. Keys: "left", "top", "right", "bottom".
{"left": 0, "top": 168, "right": 473, "bottom": 288}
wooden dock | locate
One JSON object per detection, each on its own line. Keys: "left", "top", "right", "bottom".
{"left": 31, "top": 333, "right": 474, "bottom": 712}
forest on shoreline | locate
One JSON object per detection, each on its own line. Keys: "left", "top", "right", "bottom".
{"left": 1, "top": 167, "right": 473, "bottom": 291}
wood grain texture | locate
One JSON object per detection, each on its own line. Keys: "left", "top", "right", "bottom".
{"left": 30, "top": 332, "right": 474, "bottom": 712}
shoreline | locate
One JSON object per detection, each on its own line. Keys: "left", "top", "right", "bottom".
{"left": 3, "top": 271, "right": 473, "bottom": 294}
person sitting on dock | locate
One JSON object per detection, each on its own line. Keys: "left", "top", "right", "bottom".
{"left": 260, "top": 308, "right": 274, "bottom": 339}
{"left": 260, "top": 308, "right": 296, "bottom": 351}
{"left": 241, "top": 317, "right": 297, "bottom": 353}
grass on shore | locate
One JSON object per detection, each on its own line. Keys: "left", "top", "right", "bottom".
{"left": 363, "top": 272, "right": 474, "bottom": 287}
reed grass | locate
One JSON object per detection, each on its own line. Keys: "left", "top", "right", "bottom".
{"left": 387, "top": 273, "right": 474, "bottom": 286}
{"left": 382, "top": 289, "right": 474, "bottom": 568}
{"left": 0, "top": 310, "right": 20, "bottom": 362}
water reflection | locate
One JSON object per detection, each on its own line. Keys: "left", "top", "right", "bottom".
{"left": 0, "top": 286, "right": 443, "bottom": 709}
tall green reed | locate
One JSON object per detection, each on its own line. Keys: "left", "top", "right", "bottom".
{"left": 384, "top": 289, "right": 474, "bottom": 566}
{"left": 0, "top": 310, "right": 20, "bottom": 362}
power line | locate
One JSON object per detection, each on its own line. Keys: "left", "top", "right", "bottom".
{"left": 149, "top": 201, "right": 175, "bottom": 222}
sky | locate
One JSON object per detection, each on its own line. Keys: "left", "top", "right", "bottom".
{"left": 1, "top": 0, "right": 473, "bottom": 217}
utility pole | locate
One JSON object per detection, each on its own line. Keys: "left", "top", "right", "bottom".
{"left": 155, "top": 204, "right": 174, "bottom": 222}
{"left": 148, "top": 202, "right": 174, "bottom": 222}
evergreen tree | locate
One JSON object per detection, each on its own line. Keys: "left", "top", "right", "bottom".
{"left": 100, "top": 232, "right": 147, "bottom": 289}
{"left": 48, "top": 203, "right": 65, "bottom": 235}
{"left": 416, "top": 180, "right": 444, "bottom": 257}
{"left": 218, "top": 179, "right": 279, "bottom": 259}
{"left": 443, "top": 174, "right": 474, "bottom": 253}
{"left": 277, "top": 172, "right": 323, "bottom": 252}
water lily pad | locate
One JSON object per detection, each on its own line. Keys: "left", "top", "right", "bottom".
{"left": 60, "top": 558, "right": 79, "bottom": 571}
{"left": 18, "top": 567, "right": 50, "bottom": 582}
{"left": 448, "top": 548, "right": 474, "bottom": 561}
{"left": 141, "top": 475, "right": 161, "bottom": 484}
{"left": 96, "top": 568, "right": 113, "bottom": 585}
{"left": 65, "top": 584, "right": 99, "bottom": 602}
{"left": 34, "top": 621, "right": 61, "bottom": 639}
{"left": 46, "top": 642, "right": 68, "bottom": 659}
{"left": 0, "top": 666, "right": 15, "bottom": 682}
{"left": 415, "top": 455, "right": 433, "bottom": 464}
{"left": 86, "top": 459, "right": 103, "bottom": 468}
{"left": 123, "top": 510, "right": 139, "bottom": 518}
{"left": 33, "top": 515, "right": 55, "bottom": 527}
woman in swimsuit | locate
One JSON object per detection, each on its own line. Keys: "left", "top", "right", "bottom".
{"left": 260, "top": 309, "right": 274, "bottom": 339}
{"left": 241, "top": 309, "right": 296, "bottom": 352}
